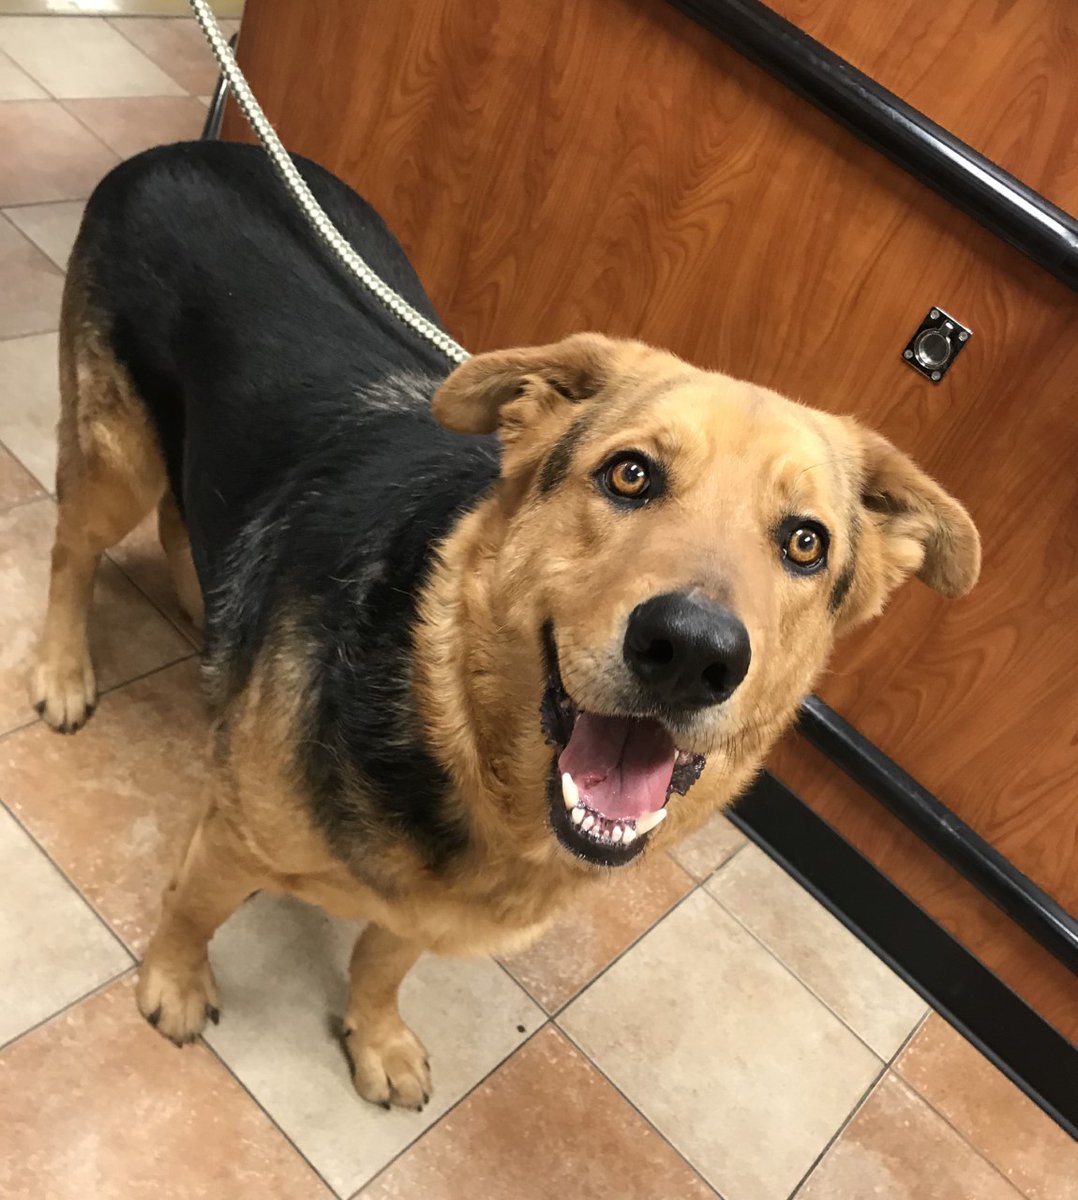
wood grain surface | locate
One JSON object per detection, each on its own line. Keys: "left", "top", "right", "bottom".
{"left": 767, "top": 0, "right": 1078, "bottom": 211}
{"left": 224, "top": 0, "right": 1078, "bottom": 1035}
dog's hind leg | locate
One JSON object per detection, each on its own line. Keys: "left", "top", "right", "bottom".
{"left": 342, "top": 923, "right": 430, "bottom": 1110}
{"left": 31, "top": 269, "right": 166, "bottom": 732}
{"left": 137, "top": 791, "right": 266, "bottom": 1045}
{"left": 158, "top": 492, "right": 204, "bottom": 630}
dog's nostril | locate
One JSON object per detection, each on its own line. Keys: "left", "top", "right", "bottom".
{"left": 640, "top": 638, "right": 674, "bottom": 666}
{"left": 702, "top": 663, "right": 727, "bottom": 694}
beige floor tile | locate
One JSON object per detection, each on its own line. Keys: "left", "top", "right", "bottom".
{"left": 0, "top": 658, "right": 204, "bottom": 949}
{"left": 0, "top": 16, "right": 183, "bottom": 98}
{"left": 0, "top": 213, "right": 63, "bottom": 337}
{"left": 0, "top": 803, "right": 130, "bottom": 1046}
{"left": 204, "top": 893, "right": 544, "bottom": 1197}
{"left": 895, "top": 1015, "right": 1078, "bottom": 1200}
{"left": 4, "top": 198, "right": 84, "bottom": 267}
{"left": 669, "top": 808, "right": 746, "bottom": 879}
{"left": 0, "top": 975, "right": 333, "bottom": 1200}
{"left": 109, "top": 16, "right": 224, "bottom": 95}
{"left": 359, "top": 1026, "right": 714, "bottom": 1200}
{"left": 0, "top": 442, "right": 42, "bottom": 508}
{"left": 63, "top": 94, "right": 206, "bottom": 157}
{"left": 798, "top": 1073, "right": 1024, "bottom": 1200}
{"left": 0, "top": 499, "right": 193, "bottom": 735}
{"left": 0, "top": 100, "right": 116, "bottom": 205}
{"left": 707, "top": 844, "right": 926, "bottom": 1058}
{"left": 560, "top": 889, "right": 882, "bottom": 1200}
{"left": 108, "top": 511, "right": 201, "bottom": 646}
{"left": 500, "top": 849, "right": 693, "bottom": 1012}
{"left": 0, "top": 331, "right": 58, "bottom": 488}
{"left": 0, "top": 46, "right": 43, "bottom": 97}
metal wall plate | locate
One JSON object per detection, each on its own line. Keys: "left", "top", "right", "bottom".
{"left": 902, "top": 307, "right": 972, "bottom": 382}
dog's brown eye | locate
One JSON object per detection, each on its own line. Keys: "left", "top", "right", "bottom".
{"left": 785, "top": 526, "right": 825, "bottom": 568}
{"left": 606, "top": 457, "right": 650, "bottom": 498}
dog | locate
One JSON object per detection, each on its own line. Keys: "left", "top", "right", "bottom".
{"left": 32, "top": 141, "right": 979, "bottom": 1110}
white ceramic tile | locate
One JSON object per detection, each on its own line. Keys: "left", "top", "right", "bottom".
{"left": 0, "top": 45, "right": 44, "bottom": 97}
{"left": 0, "top": 331, "right": 58, "bottom": 488}
{"left": 707, "top": 845, "right": 927, "bottom": 1058}
{"left": 0, "top": 16, "right": 184, "bottom": 98}
{"left": 204, "top": 894, "right": 545, "bottom": 1197}
{"left": 560, "top": 889, "right": 882, "bottom": 1200}
{"left": 0, "top": 803, "right": 131, "bottom": 1045}
{"left": 5, "top": 199, "right": 84, "bottom": 268}
{"left": 668, "top": 809, "right": 746, "bottom": 880}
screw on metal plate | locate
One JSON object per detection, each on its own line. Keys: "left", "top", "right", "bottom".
{"left": 901, "top": 307, "right": 972, "bottom": 383}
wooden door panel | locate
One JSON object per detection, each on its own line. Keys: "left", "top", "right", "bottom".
{"left": 225, "top": 0, "right": 1078, "bottom": 1030}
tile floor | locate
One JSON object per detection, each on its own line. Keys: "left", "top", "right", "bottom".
{"left": 0, "top": 10, "right": 1074, "bottom": 1200}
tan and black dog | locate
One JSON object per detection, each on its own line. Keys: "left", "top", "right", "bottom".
{"left": 32, "top": 142, "right": 979, "bottom": 1110}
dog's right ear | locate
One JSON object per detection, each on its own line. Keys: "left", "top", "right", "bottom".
{"left": 432, "top": 333, "right": 618, "bottom": 439}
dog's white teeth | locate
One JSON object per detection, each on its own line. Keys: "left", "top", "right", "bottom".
{"left": 635, "top": 807, "right": 668, "bottom": 837}
{"left": 581, "top": 814, "right": 595, "bottom": 832}
{"left": 620, "top": 825, "right": 637, "bottom": 845}
{"left": 561, "top": 773, "right": 580, "bottom": 811}
{"left": 611, "top": 825, "right": 623, "bottom": 843}
{"left": 571, "top": 806, "right": 585, "bottom": 825}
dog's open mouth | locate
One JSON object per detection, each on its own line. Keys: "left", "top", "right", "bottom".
{"left": 540, "top": 630, "right": 706, "bottom": 867}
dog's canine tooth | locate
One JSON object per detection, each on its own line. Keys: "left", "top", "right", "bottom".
{"left": 635, "top": 808, "right": 668, "bottom": 836}
{"left": 561, "top": 772, "right": 579, "bottom": 811}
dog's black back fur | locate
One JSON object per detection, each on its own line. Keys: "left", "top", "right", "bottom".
{"left": 77, "top": 142, "right": 499, "bottom": 870}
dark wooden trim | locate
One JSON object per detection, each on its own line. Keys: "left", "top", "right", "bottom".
{"left": 797, "top": 696, "right": 1078, "bottom": 977}
{"left": 668, "top": 0, "right": 1078, "bottom": 289}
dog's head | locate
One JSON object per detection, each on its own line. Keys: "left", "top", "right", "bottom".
{"left": 432, "top": 334, "right": 979, "bottom": 868}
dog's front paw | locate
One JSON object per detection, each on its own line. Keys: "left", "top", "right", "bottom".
{"left": 343, "top": 1015, "right": 431, "bottom": 1111}
{"left": 136, "top": 955, "right": 220, "bottom": 1046}
{"left": 31, "top": 643, "right": 96, "bottom": 733}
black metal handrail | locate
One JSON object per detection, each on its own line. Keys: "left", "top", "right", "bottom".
{"left": 669, "top": 0, "right": 1078, "bottom": 289}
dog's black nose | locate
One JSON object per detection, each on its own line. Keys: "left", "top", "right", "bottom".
{"left": 624, "top": 592, "right": 751, "bottom": 709}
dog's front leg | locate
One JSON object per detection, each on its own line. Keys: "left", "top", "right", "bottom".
{"left": 342, "top": 923, "right": 430, "bottom": 1111}
{"left": 137, "top": 799, "right": 265, "bottom": 1045}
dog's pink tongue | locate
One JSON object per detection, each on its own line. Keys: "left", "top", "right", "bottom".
{"left": 559, "top": 713, "right": 676, "bottom": 819}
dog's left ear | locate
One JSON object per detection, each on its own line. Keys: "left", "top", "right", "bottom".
{"left": 840, "top": 421, "right": 981, "bottom": 626}
{"left": 432, "top": 333, "right": 617, "bottom": 437}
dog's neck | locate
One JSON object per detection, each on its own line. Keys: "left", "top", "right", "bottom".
{"left": 414, "top": 498, "right": 581, "bottom": 882}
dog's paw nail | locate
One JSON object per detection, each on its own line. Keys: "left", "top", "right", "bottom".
{"left": 380, "top": 1100, "right": 391, "bottom": 1111}
{"left": 147, "top": 1006, "right": 161, "bottom": 1027}
{"left": 33, "top": 701, "right": 45, "bottom": 715}
{"left": 206, "top": 1005, "right": 220, "bottom": 1025}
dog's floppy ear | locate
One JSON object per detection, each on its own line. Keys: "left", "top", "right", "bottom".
{"left": 840, "top": 421, "right": 980, "bottom": 626}
{"left": 432, "top": 332, "right": 617, "bottom": 437}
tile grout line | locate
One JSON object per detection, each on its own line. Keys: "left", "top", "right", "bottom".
{"left": 0, "top": 787, "right": 138, "bottom": 966}
{"left": 703, "top": 882, "right": 918, "bottom": 1064}
{"left": 197, "top": 1036, "right": 346, "bottom": 1198}
{"left": 547, "top": 861, "right": 706, "bottom": 1022}
{"left": 554, "top": 1019, "right": 726, "bottom": 1200}
{"left": 0, "top": 962, "right": 134, "bottom": 1055}
{"left": 337, "top": 1018, "right": 558, "bottom": 1199}
{"left": 785, "top": 1007, "right": 933, "bottom": 1198}
{"left": 889, "top": 1062, "right": 1041, "bottom": 1200}
{"left": 496, "top": 846, "right": 698, "bottom": 1017}
{"left": 786, "top": 1067, "right": 890, "bottom": 1199}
